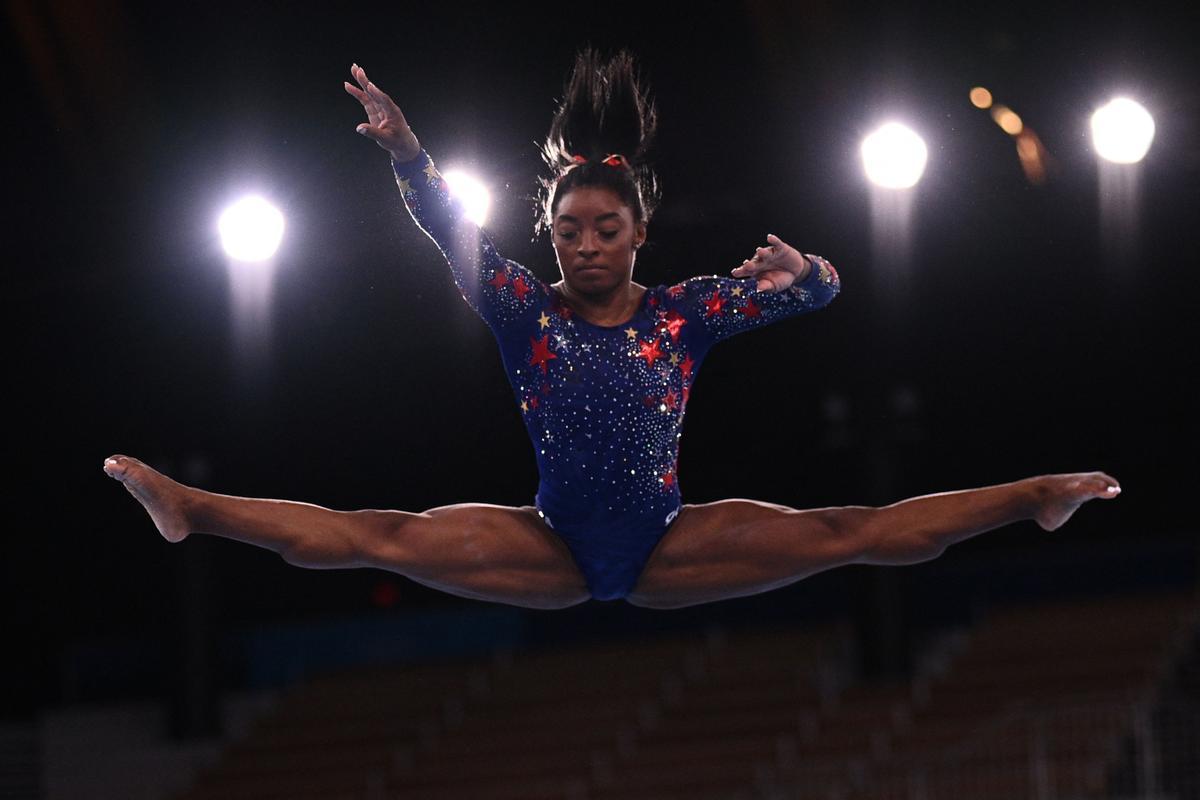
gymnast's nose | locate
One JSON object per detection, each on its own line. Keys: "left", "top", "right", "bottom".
{"left": 577, "top": 230, "right": 599, "bottom": 258}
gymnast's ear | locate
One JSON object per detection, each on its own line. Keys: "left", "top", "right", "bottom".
{"left": 633, "top": 222, "right": 647, "bottom": 250}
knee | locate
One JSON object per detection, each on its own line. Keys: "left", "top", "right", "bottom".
{"left": 809, "top": 505, "right": 890, "bottom": 565}
{"left": 826, "top": 505, "right": 945, "bottom": 565}
{"left": 347, "top": 508, "right": 423, "bottom": 569}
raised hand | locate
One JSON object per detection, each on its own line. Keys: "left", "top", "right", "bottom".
{"left": 731, "top": 233, "right": 812, "bottom": 293}
{"left": 344, "top": 63, "right": 421, "bottom": 162}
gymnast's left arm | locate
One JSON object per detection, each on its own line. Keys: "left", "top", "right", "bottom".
{"left": 671, "top": 234, "right": 840, "bottom": 350}
{"left": 731, "top": 233, "right": 838, "bottom": 298}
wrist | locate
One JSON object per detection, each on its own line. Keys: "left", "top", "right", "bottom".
{"left": 789, "top": 254, "right": 812, "bottom": 287}
{"left": 390, "top": 146, "right": 422, "bottom": 165}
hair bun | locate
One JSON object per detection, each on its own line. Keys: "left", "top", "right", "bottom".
{"left": 536, "top": 48, "right": 661, "bottom": 236}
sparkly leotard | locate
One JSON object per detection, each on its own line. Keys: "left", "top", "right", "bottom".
{"left": 394, "top": 150, "right": 841, "bottom": 600}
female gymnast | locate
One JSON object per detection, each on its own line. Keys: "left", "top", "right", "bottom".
{"left": 103, "top": 51, "right": 1120, "bottom": 610}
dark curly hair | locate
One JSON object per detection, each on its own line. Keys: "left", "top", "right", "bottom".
{"left": 535, "top": 48, "right": 661, "bottom": 237}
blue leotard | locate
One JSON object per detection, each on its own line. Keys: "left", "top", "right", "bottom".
{"left": 394, "top": 150, "right": 841, "bottom": 600}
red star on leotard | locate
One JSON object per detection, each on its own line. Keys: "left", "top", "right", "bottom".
{"left": 704, "top": 290, "right": 725, "bottom": 317}
{"left": 656, "top": 310, "right": 687, "bottom": 342}
{"left": 637, "top": 337, "right": 664, "bottom": 367}
{"left": 679, "top": 354, "right": 695, "bottom": 380}
{"left": 661, "top": 468, "right": 676, "bottom": 489}
{"left": 529, "top": 395, "right": 539, "bottom": 409}
{"left": 551, "top": 296, "right": 573, "bottom": 319}
{"left": 487, "top": 270, "right": 509, "bottom": 290}
{"left": 663, "top": 389, "right": 678, "bottom": 410}
{"left": 647, "top": 294, "right": 659, "bottom": 308}
{"left": 667, "top": 284, "right": 685, "bottom": 299}
{"left": 512, "top": 276, "right": 532, "bottom": 302}
{"left": 740, "top": 297, "right": 761, "bottom": 318}
{"left": 529, "top": 335, "right": 557, "bottom": 374}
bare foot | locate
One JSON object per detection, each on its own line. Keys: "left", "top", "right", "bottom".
{"left": 103, "top": 455, "right": 192, "bottom": 543}
{"left": 1033, "top": 472, "right": 1121, "bottom": 532}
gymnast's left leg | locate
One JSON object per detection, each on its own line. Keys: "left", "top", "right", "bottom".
{"left": 626, "top": 472, "right": 1120, "bottom": 610}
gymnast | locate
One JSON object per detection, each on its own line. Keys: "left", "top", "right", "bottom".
{"left": 103, "top": 51, "right": 1120, "bottom": 610}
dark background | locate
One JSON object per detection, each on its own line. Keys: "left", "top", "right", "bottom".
{"left": 4, "top": 1, "right": 1197, "bottom": 721}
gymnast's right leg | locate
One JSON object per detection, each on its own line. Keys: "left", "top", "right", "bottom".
{"left": 102, "top": 455, "right": 590, "bottom": 610}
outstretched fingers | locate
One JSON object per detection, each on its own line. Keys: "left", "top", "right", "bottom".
{"left": 346, "top": 63, "right": 420, "bottom": 160}
{"left": 365, "top": 80, "right": 410, "bottom": 130}
{"left": 353, "top": 64, "right": 404, "bottom": 121}
{"left": 730, "top": 236, "right": 793, "bottom": 291}
{"left": 347, "top": 64, "right": 383, "bottom": 127}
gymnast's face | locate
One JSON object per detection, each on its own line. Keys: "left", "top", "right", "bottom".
{"left": 552, "top": 186, "right": 647, "bottom": 296}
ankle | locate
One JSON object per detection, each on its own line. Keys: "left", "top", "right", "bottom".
{"left": 1022, "top": 476, "right": 1050, "bottom": 518}
{"left": 174, "top": 483, "right": 203, "bottom": 537}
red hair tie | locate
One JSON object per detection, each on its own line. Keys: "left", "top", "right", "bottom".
{"left": 566, "top": 153, "right": 632, "bottom": 170}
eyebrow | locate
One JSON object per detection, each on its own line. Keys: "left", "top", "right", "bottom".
{"left": 555, "top": 213, "right": 623, "bottom": 224}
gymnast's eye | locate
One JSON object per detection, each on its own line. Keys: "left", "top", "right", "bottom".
{"left": 599, "top": 230, "right": 619, "bottom": 240}
{"left": 556, "top": 230, "right": 577, "bottom": 240}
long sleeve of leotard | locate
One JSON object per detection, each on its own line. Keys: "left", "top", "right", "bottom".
{"left": 665, "top": 254, "right": 840, "bottom": 359}
{"left": 393, "top": 149, "right": 549, "bottom": 332}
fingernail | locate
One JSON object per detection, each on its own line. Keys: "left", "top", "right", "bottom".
{"left": 1107, "top": 486, "right": 1120, "bottom": 494}
{"left": 356, "top": 125, "right": 367, "bottom": 135}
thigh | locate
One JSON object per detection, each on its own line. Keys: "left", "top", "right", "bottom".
{"left": 627, "top": 499, "right": 866, "bottom": 609}
{"left": 366, "top": 503, "right": 591, "bottom": 610}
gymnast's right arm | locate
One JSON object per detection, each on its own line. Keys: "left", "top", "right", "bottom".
{"left": 345, "top": 64, "right": 547, "bottom": 332}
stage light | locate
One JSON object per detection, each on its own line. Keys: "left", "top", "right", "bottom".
{"left": 1015, "top": 130, "right": 1047, "bottom": 185}
{"left": 969, "top": 87, "right": 993, "bottom": 109}
{"left": 442, "top": 170, "right": 491, "bottom": 226}
{"left": 1091, "top": 97, "right": 1155, "bottom": 164}
{"left": 991, "top": 105, "right": 1023, "bottom": 135}
{"left": 218, "top": 196, "right": 285, "bottom": 262}
{"left": 861, "top": 123, "right": 928, "bottom": 189}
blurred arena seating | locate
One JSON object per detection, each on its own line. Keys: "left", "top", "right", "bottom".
{"left": 165, "top": 589, "right": 1197, "bottom": 800}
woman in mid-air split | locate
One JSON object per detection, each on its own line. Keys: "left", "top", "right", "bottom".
{"left": 104, "top": 50, "right": 1120, "bottom": 610}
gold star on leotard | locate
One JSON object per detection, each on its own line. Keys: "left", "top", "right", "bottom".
{"left": 397, "top": 176, "right": 412, "bottom": 194}
{"left": 520, "top": 400, "right": 529, "bottom": 412}
{"left": 537, "top": 311, "right": 552, "bottom": 330}
{"left": 731, "top": 286, "right": 744, "bottom": 297}
{"left": 422, "top": 162, "right": 440, "bottom": 183}
{"left": 624, "top": 327, "right": 638, "bottom": 340}
{"left": 669, "top": 352, "right": 680, "bottom": 366}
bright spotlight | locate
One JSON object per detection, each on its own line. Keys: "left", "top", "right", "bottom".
{"left": 861, "top": 123, "right": 928, "bottom": 189}
{"left": 1091, "top": 98, "right": 1155, "bottom": 164}
{"left": 218, "top": 196, "right": 285, "bottom": 262}
{"left": 442, "top": 170, "right": 491, "bottom": 226}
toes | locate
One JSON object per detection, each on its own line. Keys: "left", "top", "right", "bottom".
{"left": 103, "top": 454, "right": 144, "bottom": 480}
{"left": 1091, "top": 472, "right": 1120, "bottom": 497}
